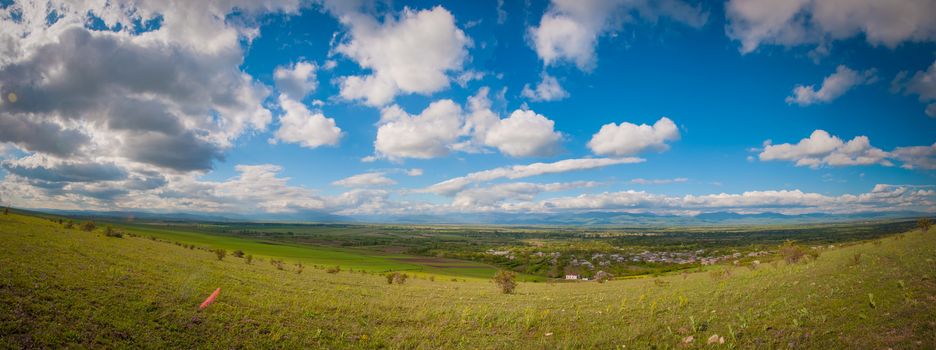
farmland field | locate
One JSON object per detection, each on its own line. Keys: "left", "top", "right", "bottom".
{"left": 2, "top": 212, "right": 935, "bottom": 348}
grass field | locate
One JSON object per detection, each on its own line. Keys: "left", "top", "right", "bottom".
{"left": 98, "top": 221, "right": 523, "bottom": 281}
{"left": 1, "top": 212, "right": 934, "bottom": 348}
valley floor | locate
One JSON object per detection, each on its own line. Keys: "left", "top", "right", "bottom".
{"left": 1, "top": 213, "right": 934, "bottom": 349}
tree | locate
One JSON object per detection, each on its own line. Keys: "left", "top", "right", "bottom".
{"left": 493, "top": 270, "right": 517, "bottom": 294}
{"left": 3, "top": 207, "right": 9, "bottom": 215}
{"left": 594, "top": 270, "right": 612, "bottom": 283}
{"left": 214, "top": 248, "right": 227, "bottom": 261}
{"left": 919, "top": 217, "right": 933, "bottom": 233}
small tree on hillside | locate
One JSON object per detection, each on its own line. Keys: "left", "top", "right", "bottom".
{"left": 214, "top": 248, "right": 227, "bottom": 261}
{"left": 918, "top": 218, "right": 933, "bottom": 233}
{"left": 3, "top": 206, "right": 9, "bottom": 215}
{"left": 493, "top": 270, "right": 517, "bottom": 294}
{"left": 80, "top": 221, "right": 96, "bottom": 232}
{"left": 594, "top": 270, "right": 612, "bottom": 283}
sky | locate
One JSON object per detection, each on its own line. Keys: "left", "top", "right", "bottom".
{"left": 0, "top": 0, "right": 935, "bottom": 218}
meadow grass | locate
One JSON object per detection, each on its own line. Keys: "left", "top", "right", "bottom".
{"left": 1, "top": 213, "right": 934, "bottom": 348}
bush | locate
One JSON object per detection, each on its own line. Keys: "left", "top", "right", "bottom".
{"left": 2, "top": 207, "right": 8, "bottom": 215}
{"left": 214, "top": 248, "right": 226, "bottom": 261}
{"left": 246, "top": 255, "right": 253, "bottom": 265}
{"left": 80, "top": 221, "right": 96, "bottom": 232}
{"left": 270, "top": 259, "right": 285, "bottom": 270}
{"left": 232, "top": 250, "right": 245, "bottom": 258}
{"left": 779, "top": 241, "right": 818, "bottom": 264}
{"left": 493, "top": 270, "right": 517, "bottom": 294}
{"left": 594, "top": 270, "right": 612, "bottom": 283}
{"left": 709, "top": 269, "right": 731, "bottom": 281}
{"left": 386, "top": 272, "right": 408, "bottom": 284}
{"left": 325, "top": 265, "right": 341, "bottom": 274}
{"left": 64, "top": 221, "right": 75, "bottom": 229}
{"left": 104, "top": 226, "right": 123, "bottom": 238}
{"left": 295, "top": 262, "right": 304, "bottom": 274}
{"left": 919, "top": 217, "right": 933, "bottom": 233}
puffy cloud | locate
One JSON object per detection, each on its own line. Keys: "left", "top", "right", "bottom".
{"left": 891, "top": 142, "right": 936, "bottom": 170}
{"left": 482, "top": 110, "right": 562, "bottom": 157}
{"left": 425, "top": 157, "right": 644, "bottom": 195}
{"left": 375, "top": 100, "right": 464, "bottom": 159}
{"left": 332, "top": 172, "right": 396, "bottom": 188}
{"left": 274, "top": 61, "right": 318, "bottom": 100}
{"left": 896, "top": 59, "right": 936, "bottom": 117}
{"left": 528, "top": 0, "right": 708, "bottom": 70}
{"left": 333, "top": 6, "right": 470, "bottom": 106}
{"left": 630, "top": 177, "right": 688, "bottom": 185}
{"left": 0, "top": 1, "right": 306, "bottom": 173}
{"left": 521, "top": 73, "right": 569, "bottom": 102}
{"left": 786, "top": 66, "right": 877, "bottom": 106}
{"left": 273, "top": 96, "right": 342, "bottom": 149}
{"left": 373, "top": 88, "right": 563, "bottom": 160}
{"left": 726, "top": 0, "right": 936, "bottom": 53}
{"left": 758, "top": 130, "right": 892, "bottom": 168}
{"left": 407, "top": 168, "right": 424, "bottom": 176}
{"left": 587, "top": 117, "right": 680, "bottom": 156}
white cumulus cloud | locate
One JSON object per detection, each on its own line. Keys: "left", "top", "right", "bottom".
{"left": 521, "top": 73, "right": 569, "bottom": 101}
{"left": 786, "top": 65, "right": 877, "bottom": 106}
{"left": 273, "top": 96, "right": 342, "bottom": 149}
{"left": 274, "top": 61, "right": 318, "bottom": 100}
{"left": 529, "top": 0, "right": 708, "bottom": 70}
{"left": 333, "top": 6, "right": 470, "bottom": 106}
{"left": 726, "top": 0, "right": 936, "bottom": 53}
{"left": 587, "top": 117, "right": 680, "bottom": 156}
{"left": 895, "top": 59, "right": 936, "bottom": 117}
{"left": 758, "top": 130, "right": 891, "bottom": 168}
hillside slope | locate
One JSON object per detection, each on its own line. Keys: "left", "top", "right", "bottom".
{"left": 1, "top": 213, "right": 934, "bottom": 349}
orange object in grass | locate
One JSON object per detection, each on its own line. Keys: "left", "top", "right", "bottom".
{"left": 199, "top": 288, "right": 221, "bottom": 310}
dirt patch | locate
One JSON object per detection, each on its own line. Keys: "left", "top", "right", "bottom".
{"left": 425, "top": 264, "right": 489, "bottom": 269}
{"left": 396, "top": 257, "right": 488, "bottom": 269}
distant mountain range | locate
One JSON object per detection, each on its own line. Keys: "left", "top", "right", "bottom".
{"left": 26, "top": 208, "right": 931, "bottom": 226}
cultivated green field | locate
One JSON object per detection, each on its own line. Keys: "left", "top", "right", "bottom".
{"left": 1, "top": 212, "right": 934, "bottom": 348}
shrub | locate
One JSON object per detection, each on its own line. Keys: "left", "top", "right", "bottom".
{"left": 2, "top": 207, "right": 8, "bottom": 215}
{"left": 232, "top": 250, "right": 245, "bottom": 258}
{"left": 709, "top": 269, "right": 731, "bottom": 281}
{"left": 918, "top": 217, "right": 933, "bottom": 233}
{"left": 80, "top": 221, "right": 96, "bottom": 232}
{"left": 270, "top": 259, "right": 285, "bottom": 270}
{"left": 214, "top": 248, "right": 226, "bottom": 261}
{"left": 386, "top": 272, "right": 408, "bottom": 284}
{"left": 779, "top": 241, "right": 818, "bottom": 264}
{"left": 493, "top": 270, "right": 517, "bottom": 294}
{"left": 594, "top": 270, "right": 612, "bottom": 283}
{"left": 246, "top": 255, "right": 253, "bottom": 265}
{"left": 295, "top": 262, "right": 304, "bottom": 274}
{"left": 325, "top": 265, "right": 341, "bottom": 274}
{"left": 64, "top": 221, "right": 74, "bottom": 229}
{"left": 104, "top": 226, "right": 123, "bottom": 238}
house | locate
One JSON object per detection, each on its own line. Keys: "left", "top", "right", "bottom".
{"left": 564, "top": 274, "right": 579, "bottom": 280}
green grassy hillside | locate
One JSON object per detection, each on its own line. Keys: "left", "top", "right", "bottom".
{"left": 1, "top": 213, "right": 934, "bottom": 348}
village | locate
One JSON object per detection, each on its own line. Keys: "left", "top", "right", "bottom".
{"left": 485, "top": 247, "right": 773, "bottom": 280}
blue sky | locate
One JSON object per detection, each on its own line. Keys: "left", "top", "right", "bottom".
{"left": 0, "top": 0, "right": 934, "bottom": 217}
